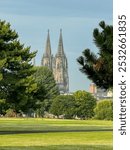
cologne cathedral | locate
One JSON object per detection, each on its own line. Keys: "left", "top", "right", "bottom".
{"left": 41, "top": 29, "right": 69, "bottom": 93}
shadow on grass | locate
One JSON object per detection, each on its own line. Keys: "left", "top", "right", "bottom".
{"left": 0, "top": 145, "right": 113, "bottom": 150}
{"left": 0, "top": 129, "right": 113, "bottom": 135}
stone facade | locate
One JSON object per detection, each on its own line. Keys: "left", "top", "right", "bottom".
{"left": 41, "top": 30, "right": 69, "bottom": 93}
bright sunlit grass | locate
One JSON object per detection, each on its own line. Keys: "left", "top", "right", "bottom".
{"left": 0, "top": 118, "right": 113, "bottom": 150}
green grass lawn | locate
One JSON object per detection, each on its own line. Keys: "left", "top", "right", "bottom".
{"left": 0, "top": 118, "right": 113, "bottom": 150}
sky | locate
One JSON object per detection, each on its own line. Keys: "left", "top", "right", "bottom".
{"left": 0, "top": 0, "right": 113, "bottom": 92}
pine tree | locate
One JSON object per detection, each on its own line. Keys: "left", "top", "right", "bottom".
{"left": 34, "top": 66, "right": 59, "bottom": 113}
{"left": 77, "top": 21, "right": 113, "bottom": 90}
{"left": 0, "top": 20, "right": 37, "bottom": 113}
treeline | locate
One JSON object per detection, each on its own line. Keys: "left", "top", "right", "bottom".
{"left": 50, "top": 91, "right": 113, "bottom": 120}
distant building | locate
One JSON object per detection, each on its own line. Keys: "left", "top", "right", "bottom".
{"left": 89, "top": 83, "right": 97, "bottom": 94}
{"left": 89, "top": 83, "right": 113, "bottom": 100}
{"left": 41, "top": 29, "right": 69, "bottom": 94}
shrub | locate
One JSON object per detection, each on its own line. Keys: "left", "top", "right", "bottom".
{"left": 5, "top": 109, "right": 16, "bottom": 117}
{"left": 94, "top": 99, "right": 113, "bottom": 120}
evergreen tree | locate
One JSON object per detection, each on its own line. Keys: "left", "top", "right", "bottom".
{"left": 77, "top": 21, "right": 113, "bottom": 90}
{"left": 0, "top": 20, "right": 37, "bottom": 113}
{"left": 34, "top": 66, "right": 59, "bottom": 113}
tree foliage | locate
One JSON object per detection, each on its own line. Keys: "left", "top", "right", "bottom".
{"left": 0, "top": 20, "right": 37, "bottom": 113}
{"left": 50, "top": 95, "right": 75, "bottom": 119}
{"left": 0, "top": 99, "right": 9, "bottom": 115}
{"left": 77, "top": 21, "right": 113, "bottom": 90}
{"left": 73, "top": 90, "right": 97, "bottom": 119}
{"left": 50, "top": 91, "right": 96, "bottom": 119}
{"left": 94, "top": 99, "right": 113, "bottom": 120}
{"left": 34, "top": 66, "right": 59, "bottom": 113}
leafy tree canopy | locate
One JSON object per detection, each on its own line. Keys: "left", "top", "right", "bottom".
{"left": 50, "top": 95, "right": 75, "bottom": 119}
{"left": 73, "top": 90, "right": 97, "bottom": 119}
{"left": 50, "top": 91, "right": 97, "bottom": 119}
{"left": 94, "top": 99, "right": 113, "bottom": 120}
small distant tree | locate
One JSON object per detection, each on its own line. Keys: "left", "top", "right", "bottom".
{"left": 94, "top": 99, "right": 113, "bottom": 120}
{"left": 74, "top": 90, "right": 97, "bottom": 119}
{"left": 50, "top": 95, "right": 75, "bottom": 119}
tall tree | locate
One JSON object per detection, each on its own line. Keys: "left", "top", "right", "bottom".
{"left": 77, "top": 21, "right": 113, "bottom": 90}
{"left": 0, "top": 20, "right": 37, "bottom": 113}
{"left": 34, "top": 66, "right": 59, "bottom": 113}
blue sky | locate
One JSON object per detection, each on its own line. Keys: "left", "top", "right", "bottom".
{"left": 0, "top": 0, "right": 112, "bottom": 92}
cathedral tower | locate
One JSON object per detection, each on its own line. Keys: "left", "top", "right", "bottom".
{"left": 54, "top": 29, "right": 69, "bottom": 93}
{"left": 41, "top": 29, "right": 69, "bottom": 93}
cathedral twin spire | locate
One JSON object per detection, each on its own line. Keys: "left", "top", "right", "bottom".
{"left": 44, "top": 29, "right": 65, "bottom": 57}
{"left": 45, "top": 29, "right": 51, "bottom": 57}
{"left": 41, "top": 29, "right": 69, "bottom": 93}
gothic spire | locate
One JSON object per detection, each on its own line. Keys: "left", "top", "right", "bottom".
{"left": 57, "top": 29, "right": 64, "bottom": 56}
{"left": 45, "top": 29, "right": 51, "bottom": 56}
